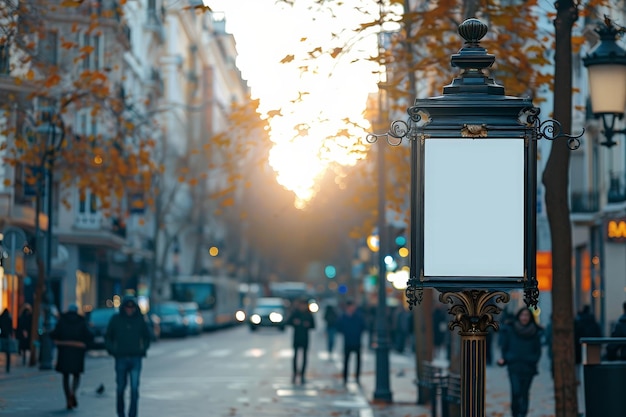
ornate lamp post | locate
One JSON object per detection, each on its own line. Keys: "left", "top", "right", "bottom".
{"left": 583, "top": 19, "right": 626, "bottom": 202}
{"left": 368, "top": 18, "right": 581, "bottom": 416}
{"left": 582, "top": 19, "right": 626, "bottom": 148}
{"left": 37, "top": 107, "right": 64, "bottom": 370}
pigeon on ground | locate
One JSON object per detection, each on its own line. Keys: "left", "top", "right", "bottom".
{"left": 95, "top": 384, "right": 105, "bottom": 395}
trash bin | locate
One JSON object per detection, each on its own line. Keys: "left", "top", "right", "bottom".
{"left": 581, "top": 337, "right": 626, "bottom": 417}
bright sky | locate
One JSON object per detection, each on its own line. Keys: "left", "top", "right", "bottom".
{"left": 204, "top": 0, "right": 380, "bottom": 208}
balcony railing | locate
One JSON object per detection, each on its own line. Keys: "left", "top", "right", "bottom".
{"left": 607, "top": 176, "right": 626, "bottom": 203}
{"left": 571, "top": 191, "right": 601, "bottom": 213}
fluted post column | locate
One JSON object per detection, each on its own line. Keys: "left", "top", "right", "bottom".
{"left": 439, "top": 290, "right": 510, "bottom": 417}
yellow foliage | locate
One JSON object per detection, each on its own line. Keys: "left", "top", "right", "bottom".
{"left": 60, "top": 0, "right": 82, "bottom": 7}
{"left": 221, "top": 198, "right": 235, "bottom": 207}
{"left": 25, "top": 69, "right": 34, "bottom": 80}
{"left": 44, "top": 74, "right": 61, "bottom": 88}
{"left": 79, "top": 45, "right": 95, "bottom": 55}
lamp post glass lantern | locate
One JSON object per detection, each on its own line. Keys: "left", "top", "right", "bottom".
{"left": 368, "top": 18, "right": 581, "bottom": 417}
{"left": 582, "top": 19, "right": 626, "bottom": 148}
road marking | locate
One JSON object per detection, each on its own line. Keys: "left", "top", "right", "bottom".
{"left": 174, "top": 348, "right": 198, "bottom": 358}
{"left": 207, "top": 348, "right": 231, "bottom": 357}
{"left": 243, "top": 348, "right": 265, "bottom": 357}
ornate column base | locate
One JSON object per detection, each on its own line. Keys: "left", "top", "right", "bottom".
{"left": 439, "top": 290, "right": 510, "bottom": 417}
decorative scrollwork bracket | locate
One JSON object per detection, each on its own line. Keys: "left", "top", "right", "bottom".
{"left": 366, "top": 107, "right": 428, "bottom": 146}
{"left": 439, "top": 290, "right": 510, "bottom": 334}
{"left": 523, "top": 106, "right": 584, "bottom": 150}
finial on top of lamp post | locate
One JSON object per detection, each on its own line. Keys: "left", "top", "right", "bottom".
{"left": 444, "top": 18, "right": 503, "bottom": 95}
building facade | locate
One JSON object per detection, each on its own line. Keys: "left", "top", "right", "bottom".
{"left": 0, "top": 0, "right": 249, "bottom": 320}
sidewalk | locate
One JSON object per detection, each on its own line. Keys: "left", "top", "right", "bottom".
{"left": 354, "top": 346, "right": 556, "bottom": 417}
{"left": 0, "top": 344, "right": 558, "bottom": 417}
{"left": 0, "top": 352, "right": 43, "bottom": 381}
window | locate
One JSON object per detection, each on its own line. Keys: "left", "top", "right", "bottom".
{"left": 75, "top": 109, "right": 97, "bottom": 136}
{"left": 0, "top": 43, "right": 9, "bottom": 74}
{"left": 81, "top": 33, "right": 102, "bottom": 70}
{"left": 78, "top": 190, "right": 98, "bottom": 214}
{"left": 39, "top": 31, "right": 58, "bottom": 65}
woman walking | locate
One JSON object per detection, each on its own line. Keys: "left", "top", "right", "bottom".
{"left": 0, "top": 308, "right": 14, "bottom": 372}
{"left": 50, "top": 304, "right": 94, "bottom": 410}
{"left": 497, "top": 307, "right": 543, "bottom": 417}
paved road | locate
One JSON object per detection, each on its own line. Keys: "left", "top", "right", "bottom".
{"left": 0, "top": 324, "right": 559, "bottom": 417}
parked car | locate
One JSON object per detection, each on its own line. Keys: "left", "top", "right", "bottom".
{"left": 179, "top": 302, "right": 203, "bottom": 335}
{"left": 248, "top": 297, "right": 287, "bottom": 332}
{"left": 151, "top": 302, "right": 188, "bottom": 338}
{"left": 87, "top": 308, "right": 117, "bottom": 350}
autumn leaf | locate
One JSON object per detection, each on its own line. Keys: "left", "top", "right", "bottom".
{"left": 60, "top": 0, "right": 83, "bottom": 7}
{"left": 61, "top": 40, "right": 77, "bottom": 49}
{"left": 330, "top": 47, "right": 342, "bottom": 58}
{"left": 79, "top": 45, "right": 95, "bottom": 55}
{"left": 280, "top": 54, "right": 295, "bottom": 64}
{"left": 221, "top": 198, "right": 235, "bottom": 207}
{"left": 266, "top": 109, "right": 283, "bottom": 118}
{"left": 25, "top": 69, "right": 34, "bottom": 80}
{"left": 44, "top": 74, "right": 61, "bottom": 88}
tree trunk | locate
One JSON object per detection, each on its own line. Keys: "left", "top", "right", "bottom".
{"left": 542, "top": 1, "right": 579, "bottom": 416}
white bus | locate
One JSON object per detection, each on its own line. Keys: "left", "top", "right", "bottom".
{"left": 169, "top": 276, "right": 240, "bottom": 330}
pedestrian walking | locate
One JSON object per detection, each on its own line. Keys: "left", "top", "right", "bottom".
{"left": 323, "top": 303, "right": 338, "bottom": 355}
{"left": 287, "top": 298, "right": 315, "bottom": 385}
{"left": 574, "top": 305, "right": 601, "bottom": 364}
{"left": 50, "top": 304, "right": 94, "bottom": 410}
{"left": 337, "top": 299, "right": 367, "bottom": 385}
{"left": 0, "top": 308, "right": 14, "bottom": 373}
{"left": 392, "top": 305, "right": 410, "bottom": 353}
{"left": 497, "top": 307, "right": 543, "bottom": 417}
{"left": 17, "top": 303, "right": 32, "bottom": 366}
{"left": 606, "top": 301, "right": 626, "bottom": 360}
{"left": 105, "top": 295, "right": 152, "bottom": 417}
{"left": 574, "top": 304, "right": 601, "bottom": 383}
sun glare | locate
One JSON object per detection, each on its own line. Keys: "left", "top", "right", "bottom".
{"left": 207, "top": 0, "right": 381, "bottom": 208}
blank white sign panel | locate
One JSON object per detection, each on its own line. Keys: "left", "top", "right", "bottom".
{"left": 423, "top": 138, "right": 525, "bottom": 277}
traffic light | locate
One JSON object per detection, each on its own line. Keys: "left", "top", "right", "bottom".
{"left": 394, "top": 230, "right": 409, "bottom": 259}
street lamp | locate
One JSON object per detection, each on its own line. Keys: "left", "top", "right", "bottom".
{"left": 368, "top": 18, "right": 581, "bottom": 416}
{"left": 36, "top": 106, "right": 64, "bottom": 370}
{"left": 582, "top": 19, "right": 626, "bottom": 148}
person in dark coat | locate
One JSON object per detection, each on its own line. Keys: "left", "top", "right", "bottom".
{"left": 323, "top": 303, "right": 338, "bottom": 355}
{"left": 287, "top": 298, "right": 315, "bottom": 385}
{"left": 105, "top": 295, "right": 151, "bottom": 417}
{"left": 0, "top": 308, "right": 14, "bottom": 373}
{"left": 574, "top": 305, "right": 602, "bottom": 364}
{"left": 50, "top": 304, "right": 94, "bottom": 410}
{"left": 337, "top": 300, "right": 367, "bottom": 385}
{"left": 17, "top": 303, "right": 32, "bottom": 366}
{"left": 607, "top": 301, "right": 626, "bottom": 360}
{"left": 497, "top": 307, "right": 543, "bottom": 417}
